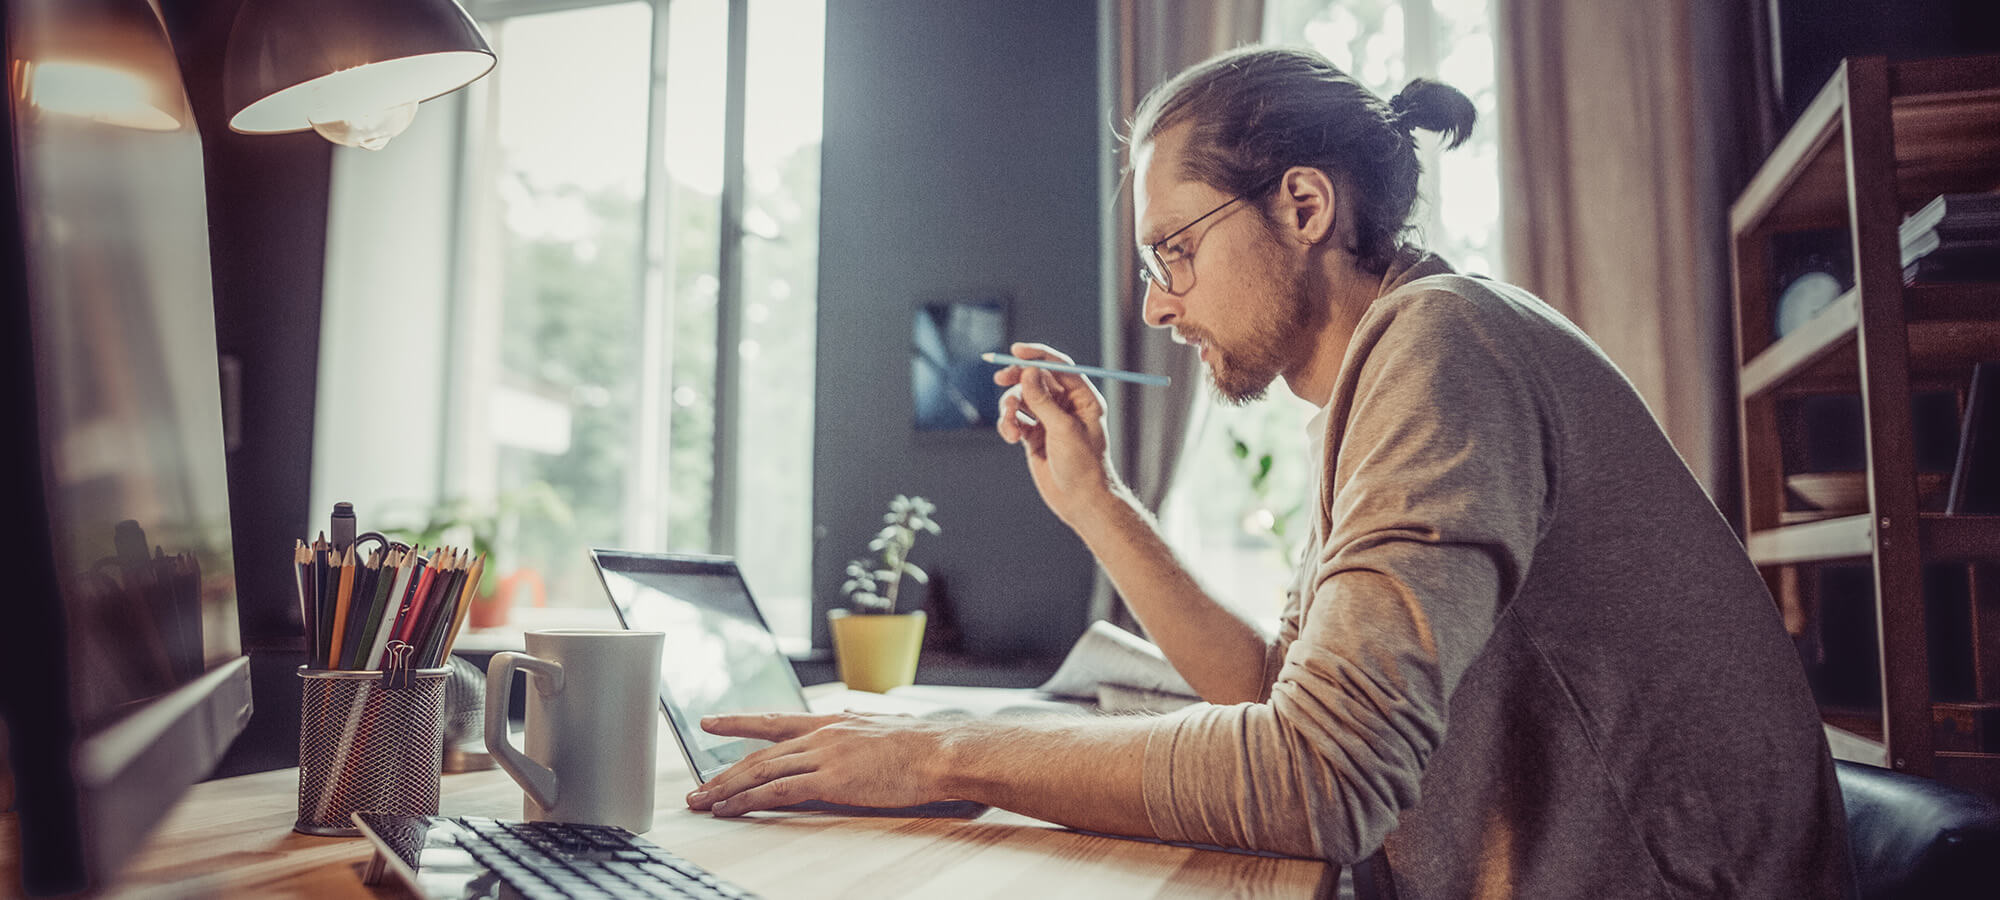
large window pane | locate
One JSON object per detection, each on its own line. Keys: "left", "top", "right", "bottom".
{"left": 485, "top": 2, "right": 652, "bottom": 608}
{"left": 661, "top": 0, "right": 728, "bottom": 555}
{"left": 322, "top": 0, "right": 825, "bottom": 635}
{"left": 735, "top": 0, "right": 824, "bottom": 648}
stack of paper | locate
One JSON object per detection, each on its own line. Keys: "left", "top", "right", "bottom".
{"left": 1037, "top": 621, "right": 1202, "bottom": 714}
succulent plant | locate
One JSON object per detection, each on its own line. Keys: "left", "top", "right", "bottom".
{"left": 840, "top": 494, "right": 940, "bottom": 613}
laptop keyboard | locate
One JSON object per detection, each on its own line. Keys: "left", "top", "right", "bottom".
{"left": 454, "top": 816, "right": 758, "bottom": 899}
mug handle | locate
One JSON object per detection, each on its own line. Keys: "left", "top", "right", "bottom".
{"left": 485, "top": 651, "right": 564, "bottom": 811}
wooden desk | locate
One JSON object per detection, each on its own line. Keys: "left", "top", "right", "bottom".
{"left": 11, "top": 733, "right": 1334, "bottom": 898}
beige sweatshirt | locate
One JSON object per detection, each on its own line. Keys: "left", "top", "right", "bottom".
{"left": 1139, "top": 257, "right": 1853, "bottom": 899}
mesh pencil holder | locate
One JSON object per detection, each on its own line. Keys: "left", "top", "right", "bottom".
{"left": 295, "top": 665, "right": 449, "bottom": 836}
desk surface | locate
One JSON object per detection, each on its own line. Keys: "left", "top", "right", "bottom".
{"left": 6, "top": 719, "right": 1335, "bottom": 898}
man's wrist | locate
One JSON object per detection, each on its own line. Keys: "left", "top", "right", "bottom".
{"left": 928, "top": 720, "right": 996, "bottom": 801}
{"left": 1067, "top": 483, "right": 1144, "bottom": 546}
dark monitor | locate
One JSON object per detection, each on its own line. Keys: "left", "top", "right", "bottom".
{"left": 0, "top": 0, "right": 251, "bottom": 894}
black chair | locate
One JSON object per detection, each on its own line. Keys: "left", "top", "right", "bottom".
{"left": 1836, "top": 759, "right": 2000, "bottom": 899}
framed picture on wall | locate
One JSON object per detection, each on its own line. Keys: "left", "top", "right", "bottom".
{"left": 912, "top": 299, "right": 1007, "bottom": 431}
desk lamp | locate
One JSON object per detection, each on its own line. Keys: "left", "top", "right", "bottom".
{"left": 223, "top": 0, "right": 495, "bottom": 150}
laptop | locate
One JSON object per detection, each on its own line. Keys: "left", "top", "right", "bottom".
{"left": 587, "top": 549, "right": 951, "bottom": 785}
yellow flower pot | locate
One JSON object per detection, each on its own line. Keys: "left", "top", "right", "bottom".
{"left": 827, "top": 609, "right": 926, "bottom": 693}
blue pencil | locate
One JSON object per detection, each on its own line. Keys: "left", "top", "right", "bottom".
{"left": 981, "top": 352, "right": 1171, "bottom": 386}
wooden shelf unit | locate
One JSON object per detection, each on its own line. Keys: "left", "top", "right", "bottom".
{"left": 1730, "top": 55, "right": 2000, "bottom": 793}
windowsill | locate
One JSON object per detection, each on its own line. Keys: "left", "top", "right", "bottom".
{"left": 448, "top": 606, "right": 818, "bottom": 658}
{"left": 448, "top": 608, "right": 1063, "bottom": 689}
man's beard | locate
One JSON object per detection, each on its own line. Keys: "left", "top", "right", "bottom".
{"left": 1202, "top": 237, "right": 1320, "bottom": 405}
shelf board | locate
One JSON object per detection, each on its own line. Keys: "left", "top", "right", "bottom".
{"left": 1935, "top": 752, "right": 2000, "bottom": 799}
{"left": 1744, "top": 284, "right": 2000, "bottom": 397}
{"left": 1741, "top": 289, "right": 1858, "bottom": 399}
{"left": 1748, "top": 514, "right": 1872, "bottom": 565}
{"left": 1824, "top": 722, "right": 1889, "bottom": 768}
{"left": 1730, "top": 58, "right": 2000, "bottom": 236}
{"left": 1732, "top": 64, "right": 1848, "bottom": 235}
{"left": 1748, "top": 514, "right": 2000, "bottom": 565}
{"left": 1919, "top": 515, "right": 2000, "bottom": 561}
{"left": 1908, "top": 281, "right": 2000, "bottom": 322}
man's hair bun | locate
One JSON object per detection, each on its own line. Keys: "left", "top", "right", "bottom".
{"left": 1389, "top": 78, "right": 1476, "bottom": 150}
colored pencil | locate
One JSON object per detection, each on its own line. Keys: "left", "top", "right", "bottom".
{"left": 311, "top": 536, "right": 330, "bottom": 668}
{"left": 328, "top": 545, "right": 357, "bottom": 666}
{"left": 440, "top": 552, "right": 484, "bottom": 659}
{"left": 349, "top": 547, "right": 396, "bottom": 670}
{"left": 339, "top": 548, "right": 382, "bottom": 669}
{"left": 406, "top": 549, "right": 459, "bottom": 655}
{"left": 365, "top": 548, "right": 417, "bottom": 670}
{"left": 392, "top": 550, "right": 437, "bottom": 645}
{"left": 981, "top": 351, "right": 1172, "bottom": 386}
{"left": 293, "top": 541, "right": 312, "bottom": 663}
{"left": 419, "top": 555, "right": 470, "bottom": 666}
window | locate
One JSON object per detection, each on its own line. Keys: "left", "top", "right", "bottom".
{"left": 1157, "top": 0, "right": 1503, "bottom": 620}
{"left": 313, "top": 0, "right": 823, "bottom": 649}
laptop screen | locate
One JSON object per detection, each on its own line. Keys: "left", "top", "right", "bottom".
{"left": 590, "top": 550, "right": 807, "bottom": 779}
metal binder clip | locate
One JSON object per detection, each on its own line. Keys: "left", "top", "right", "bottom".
{"left": 382, "top": 640, "right": 415, "bottom": 690}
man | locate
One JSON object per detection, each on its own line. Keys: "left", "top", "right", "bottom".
{"left": 689, "top": 47, "right": 1852, "bottom": 898}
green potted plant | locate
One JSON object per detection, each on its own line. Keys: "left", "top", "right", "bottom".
{"left": 830, "top": 494, "right": 939, "bottom": 692}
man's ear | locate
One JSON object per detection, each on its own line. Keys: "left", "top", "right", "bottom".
{"left": 1275, "top": 166, "right": 1337, "bottom": 245}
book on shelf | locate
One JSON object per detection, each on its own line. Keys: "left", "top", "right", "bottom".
{"left": 1946, "top": 362, "right": 2000, "bottom": 515}
{"left": 1900, "top": 229, "right": 2000, "bottom": 268}
{"left": 1903, "top": 252, "right": 2000, "bottom": 286}
{"left": 1899, "top": 192, "right": 2000, "bottom": 246}
{"left": 1897, "top": 193, "right": 2000, "bottom": 284}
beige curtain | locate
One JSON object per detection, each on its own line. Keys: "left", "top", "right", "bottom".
{"left": 1092, "top": 0, "right": 1265, "bottom": 627}
{"left": 1495, "top": 0, "right": 1741, "bottom": 497}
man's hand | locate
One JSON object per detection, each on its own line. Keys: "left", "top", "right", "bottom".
{"left": 993, "top": 342, "right": 1125, "bottom": 530}
{"left": 686, "top": 712, "right": 961, "bottom": 816}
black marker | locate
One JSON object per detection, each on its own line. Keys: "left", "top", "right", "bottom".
{"left": 331, "top": 502, "right": 356, "bottom": 554}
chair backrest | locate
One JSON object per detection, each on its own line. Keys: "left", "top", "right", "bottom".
{"left": 1836, "top": 759, "right": 2000, "bottom": 900}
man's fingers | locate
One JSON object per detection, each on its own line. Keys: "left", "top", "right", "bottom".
{"left": 707, "top": 774, "right": 824, "bottom": 817}
{"left": 689, "top": 749, "right": 820, "bottom": 810}
{"left": 994, "top": 341, "right": 1076, "bottom": 388}
{"left": 1018, "top": 369, "right": 1086, "bottom": 437}
{"left": 996, "top": 389, "right": 1041, "bottom": 445}
{"left": 700, "top": 711, "right": 843, "bottom": 742}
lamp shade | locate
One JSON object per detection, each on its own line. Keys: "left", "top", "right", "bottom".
{"left": 12, "top": 0, "right": 191, "bottom": 132}
{"left": 224, "top": 0, "right": 494, "bottom": 138}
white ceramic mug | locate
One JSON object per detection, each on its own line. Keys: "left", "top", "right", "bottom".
{"left": 485, "top": 629, "right": 665, "bottom": 832}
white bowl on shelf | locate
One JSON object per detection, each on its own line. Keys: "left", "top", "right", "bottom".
{"left": 1786, "top": 472, "right": 1867, "bottom": 512}
{"left": 1785, "top": 471, "right": 1947, "bottom": 513}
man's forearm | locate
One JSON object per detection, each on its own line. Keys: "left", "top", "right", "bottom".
{"left": 934, "top": 715, "right": 1159, "bottom": 837}
{"left": 1071, "top": 489, "right": 1276, "bottom": 704}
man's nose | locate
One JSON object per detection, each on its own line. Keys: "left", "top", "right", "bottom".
{"left": 1141, "top": 279, "right": 1179, "bottom": 328}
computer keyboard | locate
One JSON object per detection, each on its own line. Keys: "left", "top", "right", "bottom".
{"left": 354, "top": 812, "right": 759, "bottom": 900}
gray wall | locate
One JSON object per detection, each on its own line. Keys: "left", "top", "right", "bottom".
{"left": 813, "top": 0, "right": 1103, "bottom": 658}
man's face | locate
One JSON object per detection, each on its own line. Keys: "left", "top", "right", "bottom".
{"left": 1133, "top": 126, "right": 1318, "bottom": 405}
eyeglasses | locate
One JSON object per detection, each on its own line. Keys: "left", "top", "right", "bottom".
{"left": 1137, "top": 175, "right": 1282, "bottom": 295}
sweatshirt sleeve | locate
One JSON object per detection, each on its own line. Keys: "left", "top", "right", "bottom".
{"left": 1141, "top": 290, "right": 1559, "bottom": 862}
